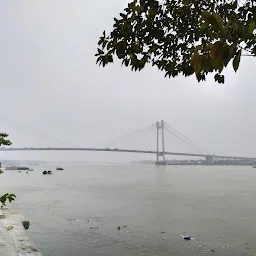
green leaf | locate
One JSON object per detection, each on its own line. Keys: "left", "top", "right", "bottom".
{"left": 214, "top": 73, "right": 225, "bottom": 84}
{"left": 233, "top": 49, "right": 241, "bottom": 72}
{"left": 202, "top": 11, "right": 221, "bottom": 32}
{"left": 201, "top": 11, "right": 212, "bottom": 23}
{"left": 183, "top": 0, "right": 190, "bottom": 5}
{"left": 97, "top": 48, "right": 104, "bottom": 54}
{"left": 200, "top": 22, "right": 208, "bottom": 32}
{"left": 120, "top": 13, "right": 127, "bottom": 19}
{"left": 210, "top": 41, "right": 222, "bottom": 61}
{"left": 212, "top": 13, "right": 224, "bottom": 32}
{"left": 223, "top": 20, "right": 232, "bottom": 33}
{"left": 222, "top": 43, "right": 234, "bottom": 67}
{"left": 228, "top": 44, "right": 236, "bottom": 57}
{"left": 116, "top": 41, "right": 127, "bottom": 56}
{"left": 248, "top": 21, "right": 256, "bottom": 34}
{"left": 191, "top": 52, "right": 201, "bottom": 74}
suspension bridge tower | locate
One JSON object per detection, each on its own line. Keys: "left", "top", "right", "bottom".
{"left": 156, "top": 120, "right": 167, "bottom": 165}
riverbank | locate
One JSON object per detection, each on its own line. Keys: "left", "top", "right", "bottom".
{"left": 0, "top": 209, "right": 42, "bottom": 256}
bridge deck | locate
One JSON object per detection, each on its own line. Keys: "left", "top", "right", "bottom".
{"left": 0, "top": 147, "right": 255, "bottom": 161}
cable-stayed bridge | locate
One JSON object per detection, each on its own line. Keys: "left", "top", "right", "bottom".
{"left": 0, "top": 118, "right": 255, "bottom": 164}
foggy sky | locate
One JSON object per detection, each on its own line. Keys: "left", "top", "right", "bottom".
{"left": 0, "top": 0, "right": 256, "bottom": 162}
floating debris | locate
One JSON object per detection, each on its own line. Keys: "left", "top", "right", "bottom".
{"left": 117, "top": 226, "right": 121, "bottom": 230}
{"left": 89, "top": 226, "right": 98, "bottom": 230}
{"left": 211, "top": 249, "right": 215, "bottom": 252}
{"left": 6, "top": 226, "right": 14, "bottom": 231}
{"left": 180, "top": 234, "right": 195, "bottom": 240}
{"left": 160, "top": 231, "right": 165, "bottom": 234}
{"left": 122, "top": 225, "right": 127, "bottom": 228}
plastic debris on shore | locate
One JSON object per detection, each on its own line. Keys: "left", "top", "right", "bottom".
{"left": 6, "top": 226, "right": 14, "bottom": 231}
{"left": 180, "top": 234, "right": 195, "bottom": 240}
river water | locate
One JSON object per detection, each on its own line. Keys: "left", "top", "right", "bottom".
{"left": 1, "top": 164, "right": 256, "bottom": 256}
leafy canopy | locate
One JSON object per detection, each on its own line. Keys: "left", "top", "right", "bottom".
{"left": 96, "top": 0, "right": 256, "bottom": 83}
{"left": 0, "top": 133, "right": 15, "bottom": 208}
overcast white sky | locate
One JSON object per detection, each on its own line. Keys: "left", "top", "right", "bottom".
{"left": 0, "top": 0, "right": 256, "bottom": 162}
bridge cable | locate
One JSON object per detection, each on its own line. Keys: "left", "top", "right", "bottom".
{"left": 103, "top": 124, "right": 154, "bottom": 150}
{"left": 164, "top": 122, "right": 210, "bottom": 155}
{"left": 101, "top": 123, "right": 155, "bottom": 149}
{"left": 164, "top": 127, "right": 206, "bottom": 155}
{"left": 0, "top": 114, "right": 70, "bottom": 148}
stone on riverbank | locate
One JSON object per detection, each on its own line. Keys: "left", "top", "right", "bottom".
{"left": 0, "top": 209, "right": 42, "bottom": 255}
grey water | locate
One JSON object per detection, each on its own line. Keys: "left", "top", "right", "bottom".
{"left": 1, "top": 164, "right": 256, "bottom": 256}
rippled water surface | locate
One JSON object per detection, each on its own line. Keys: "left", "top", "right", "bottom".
{"left": 1, "top": 164, "right": 256, "bottom": 256}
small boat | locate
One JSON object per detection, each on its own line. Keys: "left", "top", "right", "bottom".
{"left": 47, "top": 170, "right": 52, "bottom": 174}
{"left": 43, "top": 171, "right": 47, "bottom": 175}
{"left": 56, "top": 166, "right": 64, "bottom": 171}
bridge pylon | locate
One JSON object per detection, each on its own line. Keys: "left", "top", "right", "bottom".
{"left": 155, "top": 120, "right": 167, "bottom": 166}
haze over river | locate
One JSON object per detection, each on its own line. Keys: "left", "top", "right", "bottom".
{"left": 1, "top": 164, "right": 256, "bottom": 256}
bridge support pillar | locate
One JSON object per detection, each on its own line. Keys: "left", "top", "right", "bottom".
{"left": 155, "top": 120, "right": 167, "bottom": 166}
{"left": 156, "top": 121, "right": 159, "bottom": 163}
{"left": 206, "top": 155, "right": 215, "bottom": 164}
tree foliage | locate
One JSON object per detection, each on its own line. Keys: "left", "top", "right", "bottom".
{"left": 0, "top": 133, "right": 16, "bottom": 209}
{"left": 96, "top": 0, "right": 256, "bottom": 83}
{"left": 0, "top": 193, "right": 16, "bottom": 209}
{"left": 0, "top": 133, "right": 11, "bottom": 146}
